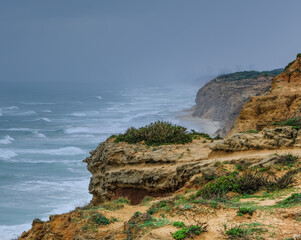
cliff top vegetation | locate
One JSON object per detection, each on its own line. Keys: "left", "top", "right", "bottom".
{"left": 215, "top": 68, "right": 283, "bottom": 82}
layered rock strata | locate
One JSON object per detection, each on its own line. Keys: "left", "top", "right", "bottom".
{"left": 211, "top": 126, "right": 301, "bottom": 151}
{"left": 84, "top": 139, "right": 212, "bottom": 205}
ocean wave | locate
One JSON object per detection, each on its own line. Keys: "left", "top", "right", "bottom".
{"left": 64, "top": 126, "right": 118, "bottom": 134}
{"left": 69, "top": 112, "right": 87, "bottom": 117}
{"left": 96, "top": 96, "right": 102, "bottom": 100}
{"left": 0, "top": 149, "right": 18, "bottom": 160}
{"left": 20, "top": 102, "right": 55, "bottom": 105}
{"left": 13, "top": 111, "right": 37, "bottom": 116}
{"left": 68, "top": 111, "right": 100, "bottom": 117}
{"left": 0, "top": 106, "right": 19, "bottom": 110}
{"left": 3, "top": 158, "right": 79, "bottom": 163}
{"left": 1, "top": 128, "right": 39, "bottom": 132}
{"left": 0, "top": 223, "right": 31, "bottom": 240}
{"left": 18, "top": 146, "right": 86, "bottom": 156}
{"left": 36, "top": 118, "right": 51, "bottom": 122}
{"left": 0, "top": 135, "right": 15, "bottom": 145}
{"left": 32, "top": 131, "right": 47, "bottom": 138}
{"left": 42, "top": 110, "right": 52, "bottom": 113}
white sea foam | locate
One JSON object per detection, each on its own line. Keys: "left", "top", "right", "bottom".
{"left": 69, "top": 112, "right": 87, "bottom": 117}
{"left": 37, "top": 118, "right": 51, "bottom": 122}
{"left": 0, "top": 135, "right": 15, "bottom": 144}
{"left": 20, "top": 102, "right": 54, "bottom": 105}
{"left": 32, "top": 131, "right": 47, "bottom": 138}
{"left": 13, "top": 111, "right": 37, "bottom": 116}
{"left": 0, "top": 149, "right": 18, "bottom": 160}
{"left": 42, "top": 110, "right": 52, "bottom": 113}
{"left": 18, "top": 146, "right": 86, "bottom": 156}
{"left": 96, "top": 96, "right": 102, "bottom": 100}
{"left": 0, "top": 223, "right": 31, "bottom": 240}
{"left": 1, "top": 106, "right": 19, "bottom": 110}
{"left": 1, "top": 128, "right": 39, "bottom": 132}
{"left": 69, "top": 111, "right": 100, "bottom": 117}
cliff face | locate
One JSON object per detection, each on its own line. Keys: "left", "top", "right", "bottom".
{"left": 84, "top": 138, "right": 212, "bottom": 205}
{"left": 230, "top": 55, "right": 301, "bottom": 134}
{"left": 193, "top": 69, "right": 282, "bottom": 136}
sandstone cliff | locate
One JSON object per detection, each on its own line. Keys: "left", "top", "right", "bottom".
{"left": 84, "top": 138, "right": 212, "bottom": 205}
{"left": 230, "top": 54, "right": 301, "bottom": 134}
{"left": 193, "top": 69, "right": 282, "bottom": 136}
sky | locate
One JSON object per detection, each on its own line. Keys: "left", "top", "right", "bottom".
{"left": 0, "top": 0, "right": 301, "bottom": 88}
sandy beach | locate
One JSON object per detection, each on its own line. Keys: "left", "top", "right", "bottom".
{"left": 176, "top": 108, "right": 221, "bottom": 136}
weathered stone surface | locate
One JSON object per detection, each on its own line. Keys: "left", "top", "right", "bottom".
{"left": 210, "top": 126, "right": 299, "bottom": 151}
{"left": 84, "top": 139, "right": 212, "bottom": 205}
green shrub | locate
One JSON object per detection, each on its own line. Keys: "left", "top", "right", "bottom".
{"left": 272, "top": 118, "right": 301, "bottom": 130}
{"left": 173, "top": 221, "right": 185, "bottom": 228}
{"left": 237, "top": 207, "right": 255, "bottom": 216}
{"left": 297, "top": 53, "right": 301, "bottom": 58}
{"left": 276, "top": 193, "right": 301, "bottom": 207}
{"left": 196, "top": 171, "right": 295, "bottom": 199}
{"left": 32, "top": 218, "right": 44, "bottom": 224}
{"left": 173, "top": 227, "right": 189, "bottom": 240}
{"left": 110, "top": 121, "right": 211, "bottom": 146}
{"left": 226, "top": 227, "right": 245, "bottom": 238}
{"left": 91, "top": 212, "right": 110, "bottom": 225}
{"left": 113, "top": 121, "right": 193, "bottom": 146}
{"left": 276, "top": 154, "right": 298, "bottom": 166}
{"left": 173, "top": 224, "right": 207, "bottom": 240}
{"left": 246, "top": 129, "right": 259, "bottom": 133}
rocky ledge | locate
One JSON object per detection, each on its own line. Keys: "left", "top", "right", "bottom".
{"left": 84, "top": 138, "right": 213, "bottom": 205}
{"left": 211, "top": 126, "right": 301, "bottom": 151}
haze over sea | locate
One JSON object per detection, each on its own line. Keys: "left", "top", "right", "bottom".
{"left": 0, "top": 82, "right": 203, "bottom": 240}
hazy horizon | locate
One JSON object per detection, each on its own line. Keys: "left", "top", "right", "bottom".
{"left": 0, "top": 0, "right": 301, "bottom": 87}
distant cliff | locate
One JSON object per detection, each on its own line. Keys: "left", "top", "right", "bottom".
{"left": 193, "top": 69, "right": 283, "bottom": 136}
{"left": 230, "top": 54, "right": 301, "bottom": 134}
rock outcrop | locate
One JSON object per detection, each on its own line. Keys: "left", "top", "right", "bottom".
{"left": 230, "top": 54, "right": 301, "bottom": 134}
{"left": 193, "top": 69, "right": 282, "bottom": 136}
{"left": 84, "top": 138, "right": 212, "bottom": 205}
{"left": 211, "top": 126, "right": 301, "bottom": 151}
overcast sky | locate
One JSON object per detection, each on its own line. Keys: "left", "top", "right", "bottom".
{"left": 0, "top": 0, "right": 301, "bottom": 87}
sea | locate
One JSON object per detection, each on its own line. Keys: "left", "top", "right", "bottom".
{"left": 0, "top": 82, "right": 203, "bottom": 239}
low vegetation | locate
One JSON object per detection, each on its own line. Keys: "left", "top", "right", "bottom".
{"left": 224, "top": 223, "right": 266, "bottom": 239}
{"left": 237, "top": 207, "right": 255, "bottom": 216}
{"left": 216, "top": 69, "right": 282, "bottom": 82}
{"left": 272, "top": 118, "right": 301, "bottom": 130}
{"left": 100, "top": 197, "right": 129, "bottom": 211}
{"left": 110, "top": 121, "right": 211, "bottom": 146}
{"left": 275, "top": 193, "right": 301, "bottom": 208}
{"left": 173, "top": 223, "right": 208, "bottom": 240}
{"left": 196, "top": 171, "right": 295, "bottom": 199}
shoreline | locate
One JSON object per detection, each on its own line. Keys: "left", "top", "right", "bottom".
{"left": 176, "top": 108, "right": 221, "bottom": 136}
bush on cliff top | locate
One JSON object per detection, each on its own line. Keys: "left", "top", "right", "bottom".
{"left": 111, "top": 121, "right": 210, "bottom": 146}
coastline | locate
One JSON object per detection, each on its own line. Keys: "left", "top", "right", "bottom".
{"left": 176, "top": 108, "right": 221, "bottom": 136}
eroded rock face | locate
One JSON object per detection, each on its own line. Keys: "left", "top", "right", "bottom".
{"left": 230, "top": 55, "right": 301, "bottom": 134}
{"left": 211, "top": 126, "right": 300, "bottom": 151}
{"left": 193, "top": 70, "right": 282, "bottom": 136}
{"left": 84, "top": 139, "right": 212, "bottom": 205}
